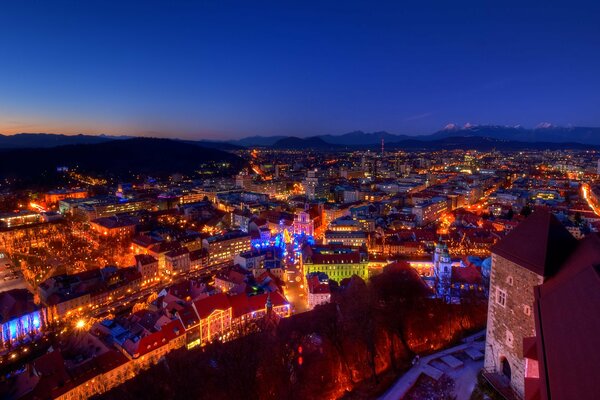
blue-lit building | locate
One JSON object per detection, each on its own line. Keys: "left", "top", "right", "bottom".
{"left": 0, "top": 289, "right": 45, "bottom": 347}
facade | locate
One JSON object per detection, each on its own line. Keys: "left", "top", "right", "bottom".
{"left": 323, "top": 230, "right": 368, "bottom": 247}
{"left": 0, "top": 289, "right": 45, "bottom": 348}
{"left": 165, "top": 247, "right": 191, "bottom": 275}
{"left": 90, "top": 215, "right": 138, "bottom": 239}
{"left": 135, "top": 254, "right": 159, "bottom": 284}
{"left": 412, "top": 197, "right": 448, "bottom": 225}
{"left": 202, "top": 231, "right": 251, "bottom": 266}
{"left": 303, "top": 245, "right": 369, "bottom": 282}
{"left": 306, "top": 273, "right": 331, "bottom": 309}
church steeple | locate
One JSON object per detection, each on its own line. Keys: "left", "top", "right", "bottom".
{"left": 265, "top": 291, "right": 273, "bottom": 317}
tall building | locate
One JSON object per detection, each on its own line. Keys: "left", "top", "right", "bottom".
{"left": 483, "top": 211, "right": 577, "bottom": 399}
{"left": 303, "top": 169, "right": 327, "bottom": 200}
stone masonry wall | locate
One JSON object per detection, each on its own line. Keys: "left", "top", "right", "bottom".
{"left": 484, "top": 253, "right": 543, "bottom": 399}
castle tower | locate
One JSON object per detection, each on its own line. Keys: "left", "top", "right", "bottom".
{"left": 484, "top": 211, "right": 576, "bottom": 399}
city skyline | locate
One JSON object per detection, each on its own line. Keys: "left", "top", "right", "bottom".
{"left": 2, "top": 1, "right": 600, "bottom": 139}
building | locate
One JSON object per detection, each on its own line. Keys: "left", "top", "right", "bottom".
{"left": 303, "top": 169, "right": 328, "bottom": 200}
{"left": 135, "top": 254, "right": 159, "bottom": 284}
{"left": 483, "top": 211, "right": 577, "bottom": 399}
{"left": 90, "top": 215, "right": 138, "bottom": 239}
{"left": 39, "top": 266, "right": 142, "bottom": 321}
{"left": 303, "top": 245, "right": 369, "bottom": 282}
{"left": 202, "top": 230, "right": 251, "bottom": 266}
{"left": 165, "top": 247, "right": 191, "bottom": 276}
{"left": 0, "top": 211, "right": 41, "bottom": 229}
{"left": 411, "top": 197, "right": 447, "bottom": 225}
{"left": 306, "top": 273, "right": 331, "bottom": 309}
{"left": 323, "top": 230, "right": 368, "bottom": 247}
{"left": 43, "top": 188, "right": 87, "bottom": 206}
{"left": 293, "top": 210, "right": 314, "bottom": 236}
{"left": 0, "top": 289, "right": 45, "bottom": 348}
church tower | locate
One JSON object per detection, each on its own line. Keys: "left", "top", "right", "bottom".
{"left": 433, "top": 237, "right": 452, "bottom": 300}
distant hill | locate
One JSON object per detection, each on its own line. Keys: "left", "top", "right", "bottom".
{"left": 0, "top": 133, "right": 129, "bottom": 149}
{"left": 271, "top": 136, "right": 341, "bottom": 150}
{"left": 319, "top": 131, "right": 412, "bottom": 146}
{"left": 231, "top": 135, "right": 288, "bottom": 147}
{"left": 181, "top": 139, "right": 244, "bottom": 151}
{"left": 0, "top": 138, "right": 245, "bottom": 186}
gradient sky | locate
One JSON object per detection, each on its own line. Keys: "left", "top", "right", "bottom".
{"left": 1, "top": 1, "right": 599, "bottom": 139}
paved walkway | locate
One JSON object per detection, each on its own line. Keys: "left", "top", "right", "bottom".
{"left": 379, "top": 330, "right": 485, "bottom": 400}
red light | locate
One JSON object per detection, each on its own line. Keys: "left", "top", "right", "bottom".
{"left": 298, "top": 356, "right": 303, "bottom": 366}
{"left": 298, "top": 346, "right": 303, "bottom": 354}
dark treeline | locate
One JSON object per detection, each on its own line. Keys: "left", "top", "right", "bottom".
{"left": 97, "top": 262, "right": 487, "bottom": 400}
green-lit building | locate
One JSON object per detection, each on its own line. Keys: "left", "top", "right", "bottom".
{"left": 302, "top": 245, "right": 369, "bottom": 282}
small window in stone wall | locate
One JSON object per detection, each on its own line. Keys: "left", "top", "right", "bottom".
{"left": 523, "top": 305, "right": 531, "bottom": 316}
{"left": 506, "top": 330, "right": 514, "bottom": 347}
{"left": 496, "top": 287, "right": 507, "bottom": 307}
{"left": 506, "top": 275, "right": 514, "bottom": 286}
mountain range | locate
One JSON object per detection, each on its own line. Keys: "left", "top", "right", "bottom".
{"left": 2, "top": 124, "right": 600, "bottom": 151}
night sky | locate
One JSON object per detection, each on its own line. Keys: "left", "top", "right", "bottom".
{"left": 1, "top": 1, "right": 599, "bottom": 139}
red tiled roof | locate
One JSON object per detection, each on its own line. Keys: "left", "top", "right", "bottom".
{"left": 135, "top": 330, "right": 168, "bottom": 357}
{"left": 160, "top": 319, "right": 185, "bottom": 342}
{"left": 193, "top": 293, "right": 231, "bottom": 319}
{"left": 452, "top": 263, "right": 482, "bottom": 285}
{"left": 491, "top": 210, "right": 577, "bottom": 277}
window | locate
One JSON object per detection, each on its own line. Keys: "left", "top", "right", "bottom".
{"left": 496, "top": 288, "right": 507, "bottom": 307}
{"left": 523, "top": 305, "right": 531, "bottom": 316}
{"left": 506, "top": 330, "right": 514, "bottom": 347}
{"left": 506, "top": 276, "right": 514, "bottom": 286}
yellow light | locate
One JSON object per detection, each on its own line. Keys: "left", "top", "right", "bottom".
{"left": 76, "top": 319, "right": 86, "bottom": 329}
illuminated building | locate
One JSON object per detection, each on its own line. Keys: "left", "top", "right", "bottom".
{"left": 306, "top": 273, "right": 331, "bottom": 309}
{"left": 90, "top": 215, "right": 138, "bottom": 239}
{"left": 165, "top": 247, "right": 191, "bottom": 275}
{"left": 135, "top": 254, "right": 159, "bottom": 283}
{"left": 303, "top": 245, "right": 369, "bottom": 282}
{"left": 39, "top": 267, "right": 142, "bottom": 320}
{"left": 411, "top": 197, "right": 448, "bottom": 226}
{"left": 0, "top": 289, "right": 45, "bottom": 347}
{"left": 293, "top": 210, "right": 314, "bottom": 236}
{"left": 202, "top": 230, "right": 251, "bottom": 266}
{"left": 59, "top": 196, "right": 153, "bottom": 219}
{"left": 43, "top": 188, "right": 87, "bottom": 206}
{"left": 0, "top": 211, "right": 41, "bottom": 228}
{"left": 323, "top": 230, "right": 367, "bottom": 247}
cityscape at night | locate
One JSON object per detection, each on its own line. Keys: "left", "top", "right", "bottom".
{"left": 1, "top": 1, "right": 599, "bottom": 400}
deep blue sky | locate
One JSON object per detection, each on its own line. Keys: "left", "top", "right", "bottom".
{"left": 1, "top": 1, "right": 599, "bottom": 139}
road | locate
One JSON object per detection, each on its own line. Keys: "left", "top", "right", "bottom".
{"left": 282, "top": 244, "right": 309, "bottom": 313}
